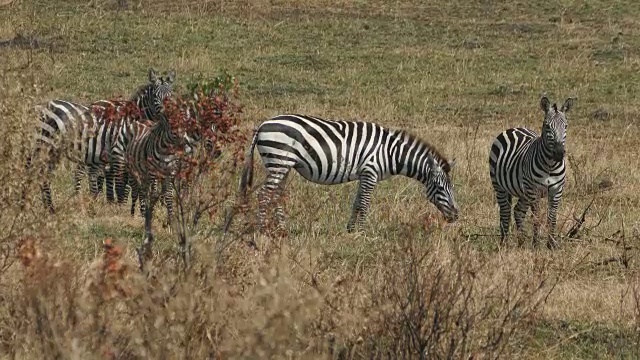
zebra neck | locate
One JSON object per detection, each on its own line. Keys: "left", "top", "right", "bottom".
{"left": 135, "top": 98, "right": 154, "bottom": 119}
{"left": 131, "top": 88, "right": 154, "bottom": 119}
{"left": 388, "top": 132, "right": 430, "bottom": 181}
{"left": 145, "top": 121, "right": 181, "bottom": 175}
{"left": 533, "top": 137, "right": 562, "bottom": 172}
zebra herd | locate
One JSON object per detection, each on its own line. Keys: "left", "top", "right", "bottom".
{"left": 26, "top": 68, "right": 201, "bottom": 265}
{"left": 239, "top": 96, "right": 573, "bottom": 249}
{"left": 25, "top": 67, "right": 574, "bottom": 254}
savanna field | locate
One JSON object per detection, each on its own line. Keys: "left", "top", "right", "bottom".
{"left": 1, "top": 0, "right": 640, "bottom": 358}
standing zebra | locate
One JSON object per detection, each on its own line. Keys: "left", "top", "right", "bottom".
{"left": 87, "top": 68, "right": 176, "bottom": 203}
{"left": 239, "top": 114, "right": 459, "bottom": 233}
{"left": 124, "top": 102, "right": 192, "bottom": 267}
{"left": 29, "top": 100, "right": 98, "bottom": 212}
{"left": 116, "top": 103, "right": 201, "bottom": 220}
{"left": 26, "top": 68, "right": 175, "bottom": 213}
{"left": 489, "top": 96, "right": 574, "bottom": 248}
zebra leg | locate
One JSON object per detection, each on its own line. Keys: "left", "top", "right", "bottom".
{"left": 128, "top": 173, "right": 145, "bottom": 217}
{"left": 72, "top": 163, "right": 86, "bottom": 195}
{"left": 116, "top": 170, "right": 130, "bottom": 204}
{"left": 530, "top": 200, "right": 541, "bottom": 247}
{"left": 129, "top": 177, "right": 139, "bottom": 216}
{"left": 40, "top": 182, "right": 54, "bottom": 214}
{"left": 96, "top": 173, "right": 105, "bottom": 196}
{"left": 257, "top": 166, "right": 290, "bottom": 233}
{"left": 546, "top": 191, "right": 563, "bottom": 249}
{"left": 138, "top": 181, "right": 158, "bottom": 271}
{"left": 346, "top": 172, "right": 378, "bottom": 233}
{"left": 271, "top": 171, "right": 290, "bottom": 234}
{"left": 495, "top": 190, "right": 512, "bottom": 244}
{"left": 105, "top": 164, "right": 116, "bottom": 203}
{"left": 88, "top": 165, "right": 101, "bottom": 198}
{"left": 161, "top": 178, "right": 174, "bottom": 229}
{"left": 40, "top": 149, "right": 60, "bottom": 214}
{"left": 513, "top": 198, "right": 529, "bottom": 246}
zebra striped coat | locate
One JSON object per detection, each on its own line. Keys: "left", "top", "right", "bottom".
{"left": 489, "top": 96, "right": 574, "bottom": 248}
{"left": 29, "top": 99, "right": 100, "bottom": 212}
{"left": 90, "top": 68, "right": 176, "bottom": 203}
{"left": 239, "top": 114, "right": 459, "bottom": 233}
{"left": 26, "top": 68, "right": 175, "bottom": 213}
{"left": 123, "top": 104, "right": 192, "bottom": 266}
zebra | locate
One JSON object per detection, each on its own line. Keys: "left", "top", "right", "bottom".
{"left": 30, "top": 99, "right": 99, "bottom": 210}
{"left": 87, "top": 68, "right": 176, "bottom": 203}
{"left": 123, "top": 102, "right": 193, "bottom": 267}
{"left": 120, "top": 101, "right": 222, "bottom": 221}
{"left": 116, "top": 102, "right": 199, "bottom": 219}
{"left": 25, "top": 68, "right": 175, "bottom": 213}
{"left": 238, "top": 114, "right": 459, "bottom": 233}
{"left": 488, "top": 96, "right": 574, "bottom": 249}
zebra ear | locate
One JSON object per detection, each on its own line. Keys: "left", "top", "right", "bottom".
{"left": 448, "top": 158, "right": 456, "bottom": 170}
{"left": 561, "top": 97, "right": 574, "bottom": 113}
{"left": 148, "top": 68, "right": 159, "bottom": 83}
{"left": 166, "top": 70, "right": 176, "bottom": 84}
{"left": 540, "top": 96, "right": 551, "bottom": 113}
{"left": 426, "top": 155, "right": 440, "bottom": 172}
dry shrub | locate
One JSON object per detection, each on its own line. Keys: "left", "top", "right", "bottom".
{"left": 0, "top": 230, "right": 560, "bottom": 358}
{"left": 162, "top": 74, "right": 247, "bottom": 269}
{"left": 312, "top": 237, "right": 558, "bottom": 359}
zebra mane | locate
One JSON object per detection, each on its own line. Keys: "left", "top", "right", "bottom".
{"left": 396, "top": 130, "right": 452, "bottom": 174}
{"left": 129, "top": 83, "right": 150, "bottom": 102}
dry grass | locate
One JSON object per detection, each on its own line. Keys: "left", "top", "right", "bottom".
{"left": 1, "top": 0, "right": 640, "bottom": 358}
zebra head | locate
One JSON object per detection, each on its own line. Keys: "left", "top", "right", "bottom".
{"left": 540, "top": 96, "right": 574, "bottom": 162}
{"left": 424, "top": 155, "right": 459, "bottom": 223}
{"left": 179, "top": 105, "right": 221, "bottom": 158}
{"left": 134, "top": 68, "right": 176, "bottom": 119}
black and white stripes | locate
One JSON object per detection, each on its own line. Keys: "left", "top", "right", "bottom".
{"left": 29, "top": 99, "right": 97, "bottom": 213}
{"left": 239, "top": 114, "right": 459, "bottom": 232}
{"left": 27, "top": 68, "right": 175, "bottom": 213}
{"left": 124, "top": 103, "right": 192, "bottom": 265}
{"left": 489, "top": 96, "right": 574, "bottom": 248}
{"left": 98, "top": 68, "right": 176, "bottom": 204}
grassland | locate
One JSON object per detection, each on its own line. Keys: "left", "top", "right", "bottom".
{"left": 1, "top": 0, "right": 640, "bottom": 358}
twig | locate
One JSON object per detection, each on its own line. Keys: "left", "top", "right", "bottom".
{"left": 288, "top": 254, "right": 341, "bottom": 313}
{"left": 592, "top": 256, "right": 627, "bottom": 268}
{"left": 566, "top": 195, "right": 597, "bottom": 238}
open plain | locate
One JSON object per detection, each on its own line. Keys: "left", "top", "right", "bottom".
{"left": 1, "top": 0, "right": 640, "bottom": 358}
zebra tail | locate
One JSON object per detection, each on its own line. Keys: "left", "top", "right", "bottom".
{"left": 239, "top": 128, "right": 258, "bottom": 198}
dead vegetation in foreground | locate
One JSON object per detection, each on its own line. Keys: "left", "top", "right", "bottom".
{"left": 2, "top": 0, "right": 640, "bottom": 358}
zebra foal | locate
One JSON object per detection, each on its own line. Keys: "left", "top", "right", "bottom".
{"left": 489, "top": 96, "right": 574, "bottom": 248}
{"left": 239, "top": 114, "right": 459, "bottom": 233}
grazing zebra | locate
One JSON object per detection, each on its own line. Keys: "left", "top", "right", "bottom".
{"left": 489, "top": 96, "right": 574, "bottom": 249}
{"left": 124, "top": 103, "right": 193, "bottom": 266}
{"left": 26, "top": 68, "right": 175, "bottom": 213}
{"left": 238, "top": 114, "right": 459, "bottom": 233}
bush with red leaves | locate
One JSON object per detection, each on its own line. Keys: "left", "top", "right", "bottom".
{"left": 158, "top": 74, "right": 247, "bottom": 268}
{"left": 161, "top": 74, "right": 245, "bottom": 184}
